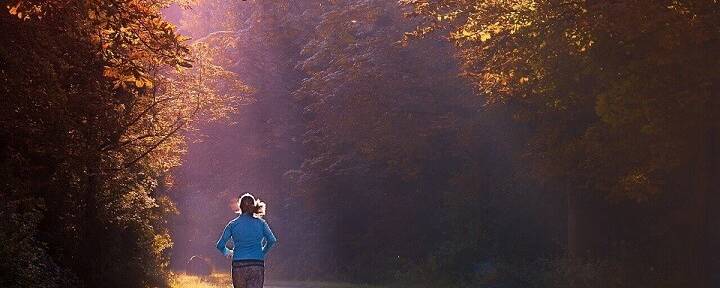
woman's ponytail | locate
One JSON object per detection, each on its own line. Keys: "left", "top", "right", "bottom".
{"left": 253, "top": 199, "right": 266, "bottom": 217}
{"left": 239, "top": 192, "right": 266, "bottom": 218}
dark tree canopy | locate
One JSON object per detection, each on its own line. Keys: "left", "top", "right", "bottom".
{"left": 1, "top": 1, "right": 242, "bottom": 287}
{"left": 2, "top": 0, "right": 719, "bottom": 287}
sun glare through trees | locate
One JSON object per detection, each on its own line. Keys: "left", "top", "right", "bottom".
{"left": 2, "top": 1, "right": 719, "bottom": 288}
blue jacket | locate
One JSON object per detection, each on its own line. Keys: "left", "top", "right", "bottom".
{"left": 216, "top": 213, "right": 277, "bottom": 260}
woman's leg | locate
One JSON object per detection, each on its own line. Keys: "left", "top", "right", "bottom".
{"left": 245, "top": 266, "right": 264, "bottom": 288}
{"left": 231, "top": 266, "right": 247, "bottom": 288}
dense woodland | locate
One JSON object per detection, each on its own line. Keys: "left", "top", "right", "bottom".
{"left": 2, "top": 1, "right": 719, "bottom": 288}
{"left": 0, "top": 0, "right": 244, "bottom": 287}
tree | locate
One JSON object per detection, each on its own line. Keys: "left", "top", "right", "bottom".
{"left": 292, "top": 0, "right": 540, "bottom": 283}
{"left": 1, "top": 0, "right": 244, "bottom": 286}
{"left": 403, "top": 0, "right": 720, "bottom": 286}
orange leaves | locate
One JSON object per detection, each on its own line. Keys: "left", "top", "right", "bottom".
{"left": 72, "top": 1, "right": 244, "bottom": 168}
{"left": 1, "top": 0, "right": 245, "bottom": 282}
{"left": 134, "top": 77, "right": 154, "bottom": 88}
{"left": 64, "top": 0, "right": 195, "bottom": 90}
{"left": 103, "top": 66, "right": 120, "bottom": 78}
{"left": 7, "top": 2, "right": 21, "bottom": 17}
{"left": 103, "top": 66, "right": 155, "bottom": 89}
{"left": 5, "top": 0, "right": 44, "bottom": 20}
{"left": 176, "top": 34, "right": 192, "bottom": 42}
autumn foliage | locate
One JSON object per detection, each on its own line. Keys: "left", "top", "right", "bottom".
{"left": 1, "top": 0, "right": 245, "bottom": 287}
{"left": 2, "top": 0, "right": 720, "bottom": 287}
{"left": 170, "top": 1, "right": 720, "bottom": 287}
{"left": 403, "top": 0, "right": 720, "bottom": 286}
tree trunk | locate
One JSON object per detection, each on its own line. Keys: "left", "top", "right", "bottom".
{"left": 686, "top": 125, "right": 717, "bottom": 288}
{"left": 567, "top": 189, "right": 579, "bottom": 258}
{"left": 79, "top": 163, "right": 103, "bottom": 287}
{"left": 709, "top": 126, "right": 720, "bottom": 288}
{"left": 696, "top": 125, "right": 719, "bottom": 288}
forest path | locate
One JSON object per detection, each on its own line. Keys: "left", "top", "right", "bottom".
{"left": 171, "top": 273, "right": 378, "bottom": 288}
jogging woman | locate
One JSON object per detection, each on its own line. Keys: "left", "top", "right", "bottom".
{"left": 216, "top": 193, "right": 277, "bottom": 288}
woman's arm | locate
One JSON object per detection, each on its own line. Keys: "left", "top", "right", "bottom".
{"left": 215, "top": 222, "right": 234, "bottom": 257}
{"left": 261, "top": 219, "right": 277, "bottom": 254}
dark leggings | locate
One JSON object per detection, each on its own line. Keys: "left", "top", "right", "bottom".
{"left": 231, "top": 261, "right": 264, "bottom": 288}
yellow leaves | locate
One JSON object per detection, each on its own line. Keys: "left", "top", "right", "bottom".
{"left": 6, "top": 0, "right": 44, "bottom": 20}
{"left": 565, "top": 27, "right": 593, "bottom": 54}
{"left": 452, "top": 28, "right": 491, "bottom": 42}
{"left": 511, "top": 0, "right": 538, "bottom": 12}
{"left": 441, "top": 0, "right": 541, "bottom": 44}
{"left": 454, "top": 28, "right": 475, "bottom": 39}
{"left": 176, "top": 35, "right": 192, "bottom": 42}
{"left": 151, "top": 232, "right": 173, "bottom": 257}
{"left": 121, "top": 75, "right": 154, "bottom": 89}
{"left": 435, "top": 11, "right": 459, "bottom": 21}
{"left": 480, "top": 31, "right": 492, "bottom": 42}
{"left": 104, "top": 66, "right": 154, "bottom": 89}
{"left": 410, "top": 0, "right": 593, "bottom": 107}
{"left": 134, "top": 78, "right": 154, "bottom": 89}
{"left": 452, "top": 16, "right": 505, "bottom": 42}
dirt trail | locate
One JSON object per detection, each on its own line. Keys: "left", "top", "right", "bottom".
{"left": 171, "top": 273, "right": 376, "bottom": 288}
